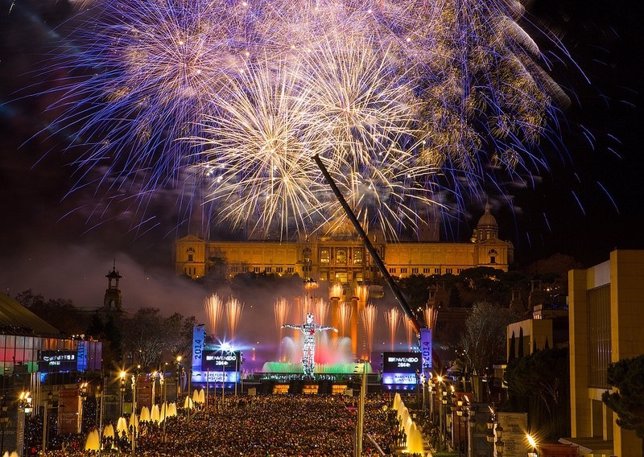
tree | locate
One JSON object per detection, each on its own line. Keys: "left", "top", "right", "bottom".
{"left": 460, "top": 302, "right": 514, "bottom": 376}
{"left": 602, "top": 355, "right": 644, "bottom": 455}
{"left": 505, "top": 347, "right": 570, "bottom": 439}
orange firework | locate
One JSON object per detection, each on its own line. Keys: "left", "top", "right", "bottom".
{"left": 226, "top": 298, "right": 244, "bottom": 341}
{"left": 384, "top": 307, "right": 401, "bottom": 351}
{"left": 339, "top": 302, "right": 352, "bottom": 337}
{"left": 315, "top": 298, "right": 329, "bottom": 325}
{"left": 424, "top": 305, "right": 438, "bottom": 329}
{"left": 204, "top": 294, "right": 224, "bottom": 337}
{"left": 361, "top": 304, "right": 377, "bottom": 360}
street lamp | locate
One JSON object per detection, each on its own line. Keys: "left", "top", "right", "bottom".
{"left": 526, "top": 433, "right": 538, "bottom": 457}
{"left": 176, "top": 355, "right": 183, "bottom": 400}
{"left": 119, "top": 371, "right": 127, "bottom": 417}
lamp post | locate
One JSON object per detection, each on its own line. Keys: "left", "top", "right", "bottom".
{"left": 131, "top": 371, "right": 137, "bottom": 457}
{"left": 175, "top": 356, "right": 183, "bottom": 400}
{"left": 354, "top": 362, "right": 367, "bottom": 457}
{"left": 119, "top": 371, "right": 126, "bottom": 417}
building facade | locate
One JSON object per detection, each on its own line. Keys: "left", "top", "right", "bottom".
{"left": 175, "top": 205, "right": 514, "bottom": 283}
{"left": 566, "top": 250, "right": 644, "bottom": 456}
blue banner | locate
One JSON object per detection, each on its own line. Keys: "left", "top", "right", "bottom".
{"left": 76, "top": 341, "right": 87, "bottom": 372}
{"left": 192, "top": 325, "right": 206, "bottom": 372}
{"left": 420, "top": 328, "right": 432, "bottom": 372}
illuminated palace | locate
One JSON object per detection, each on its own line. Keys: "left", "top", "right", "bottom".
{"left": 175, "top": 205, "right": 513, "bottom": 284}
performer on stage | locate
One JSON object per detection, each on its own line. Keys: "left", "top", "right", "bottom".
{"left": 283, "top": 313, "right": 337, "bottom": 377}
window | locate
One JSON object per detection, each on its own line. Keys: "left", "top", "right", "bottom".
{"left": 186, "top": 247, "right": 195, "bottom": 262}
{"left": 412, "top": 268, "right": 419, "bottom": 274}
{"left": 254, "top": 266, "right": 261, "bottom": 273}
{"left": 354, "top": 249, "right": 363, "bottom": 264}
{"left": 457, "top": 268, "right": 463, "bottom": 274}
{"left": 434, "top": 268, "right": 441, "bottom": 274}
{"left": 336, "top": 249, "right": 347, "bottom": 264}
{"left": 242, "top": 266, "right": 249, "bottom": 273}
{"left": 423, "top": 268, "right": 430, "bottom": 274}
{"left": 389, "top": 268, "right": 396, "bottom": 274}
{"left": 265, "top": 267, "right": 272, "bottom": 273}
{"left": 276, "top": 267, "right": 283, "bottom": 273}
{"left": 287, "top": 267, "right": 294, "bottom": 273}
{"left": 446, "top": 268, "right": 453, "bottom": 274}
{"left": 488, "top": 249, "right": 498, "bottom": 264}
{"left": 401, "top": 268, "right": 408, "bottom": 274}
{"left": 320, "top": 249, "right": 330, "bottom": 264}
{"left": 230, "top": 266, "right": 238, "bottom": 273}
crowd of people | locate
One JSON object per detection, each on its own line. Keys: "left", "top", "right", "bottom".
{"left": 31, "top": 394, "right": 420, "bottom": 456}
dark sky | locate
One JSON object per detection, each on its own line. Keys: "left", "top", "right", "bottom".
{"left": 0, "top": 0, "right": 643, "bottom": 318}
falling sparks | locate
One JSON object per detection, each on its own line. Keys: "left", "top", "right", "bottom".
{"left": 36, "top": 0, "right": 571, "bottom": 237}
{"left": 339, "top": 302, "right": 352, "bottom": 337}
{"left": 361, "top": 304, "right": 377, "bottom": 360}
{"left": 424, "top": 305, "right": 438, "bottom": 330}
{"left": 384, "top": 307, "right": 401, "bottom": 351}
{"left": 226, "top": 298, "right": 244, "bottom": 341}
{"left": 204, "top": 293, "right": 224, "bottom": 336}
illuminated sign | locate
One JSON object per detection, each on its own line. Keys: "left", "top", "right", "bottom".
{"left": 201, "top": 350, "right": 241, "bottom": 372}
{"left": 382, "top": 373, "right": 418, "bottom": 385}
{"left": 420, "top": 328, "right": 433, "bottom": 371}
{"left": 39, "top": 351, "right": 77, "bottom": 373}
{"left": 191, "top": 370, "right": 239, "bottom": 383}
{"left": 383, "top": 352, "right": 422, "bottom": 374}
{"left": 382, "top": 352, "right": 421, "bottom": 385}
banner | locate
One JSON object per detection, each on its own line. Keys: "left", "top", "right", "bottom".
{"left": 76, "top": 341, "right": 87, "bottom": 372}
{"left": 192, "top": 325, "right": 206, "bottom": 372}
{"left": 420, "top": 328, "right": 432, "bottom": 371}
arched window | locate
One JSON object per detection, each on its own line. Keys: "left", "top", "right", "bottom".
{"left": 488, "top": 249, "right": 498, "bottom": 264}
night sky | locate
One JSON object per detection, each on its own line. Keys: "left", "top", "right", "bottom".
{"left": 0, "top": 0, "right": 643, "bottom": 318}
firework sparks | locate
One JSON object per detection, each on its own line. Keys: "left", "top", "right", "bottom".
{"left": 204, "top": 293, "right": 224, "bottom": 337}
{"left": 424, "top": 305, "right": 438, "bottom": 329}
{"left": 226, "top": 298, "right": 244, "bottom": 341}
{"left": 384, "top": 307, "right": 401, "bottom": 351}
{"left": 315, "top": 298, "right": 329, "bottom": 325}
{"left": 338, "top": 302, "right": 352, "bottom": 337}
{"left": 274, "top": 298, "right": 289, "bottom": 336}
{"left": 37, "top": 0, "right": 571, "bottom": 236}
{"left": 361, "top": 304, "right": 377, "bottom": 360}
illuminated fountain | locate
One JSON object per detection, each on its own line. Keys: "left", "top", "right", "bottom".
{"left": 226, "top": 298, "right": 243, "bottom": 341}
{"left": 361, "top": 304, "right": 377, "bottom": 360}
{"left": 339, "top": 302, "right": 352, "bottom": 337}
{"left": 384, "top": 307, "right": 401, "bottom": 351}
{"left": 263, "top": 296, "right": 373, "bottom": 375}
{"left": 204, "top": 294, "right": 224, "bottom": 336}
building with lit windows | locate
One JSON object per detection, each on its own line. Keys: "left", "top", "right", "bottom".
{"left": 175, "top": 205, "right": 514, "bottom": 283}
{"left": 564, "top": 250, "right": 644, "bottom": 456}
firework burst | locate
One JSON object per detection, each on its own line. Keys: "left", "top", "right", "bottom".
{"left": 384, "top": 307, "right": 401, "bottom": 351}
{"left": 37, "top": 0, "right": 571, "bottom": 236}
{"left": 204, "top": 293, "right": 224, "bottom": 336}
{"left": 226, "top": 298, "right": 244, "bottom": 341}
